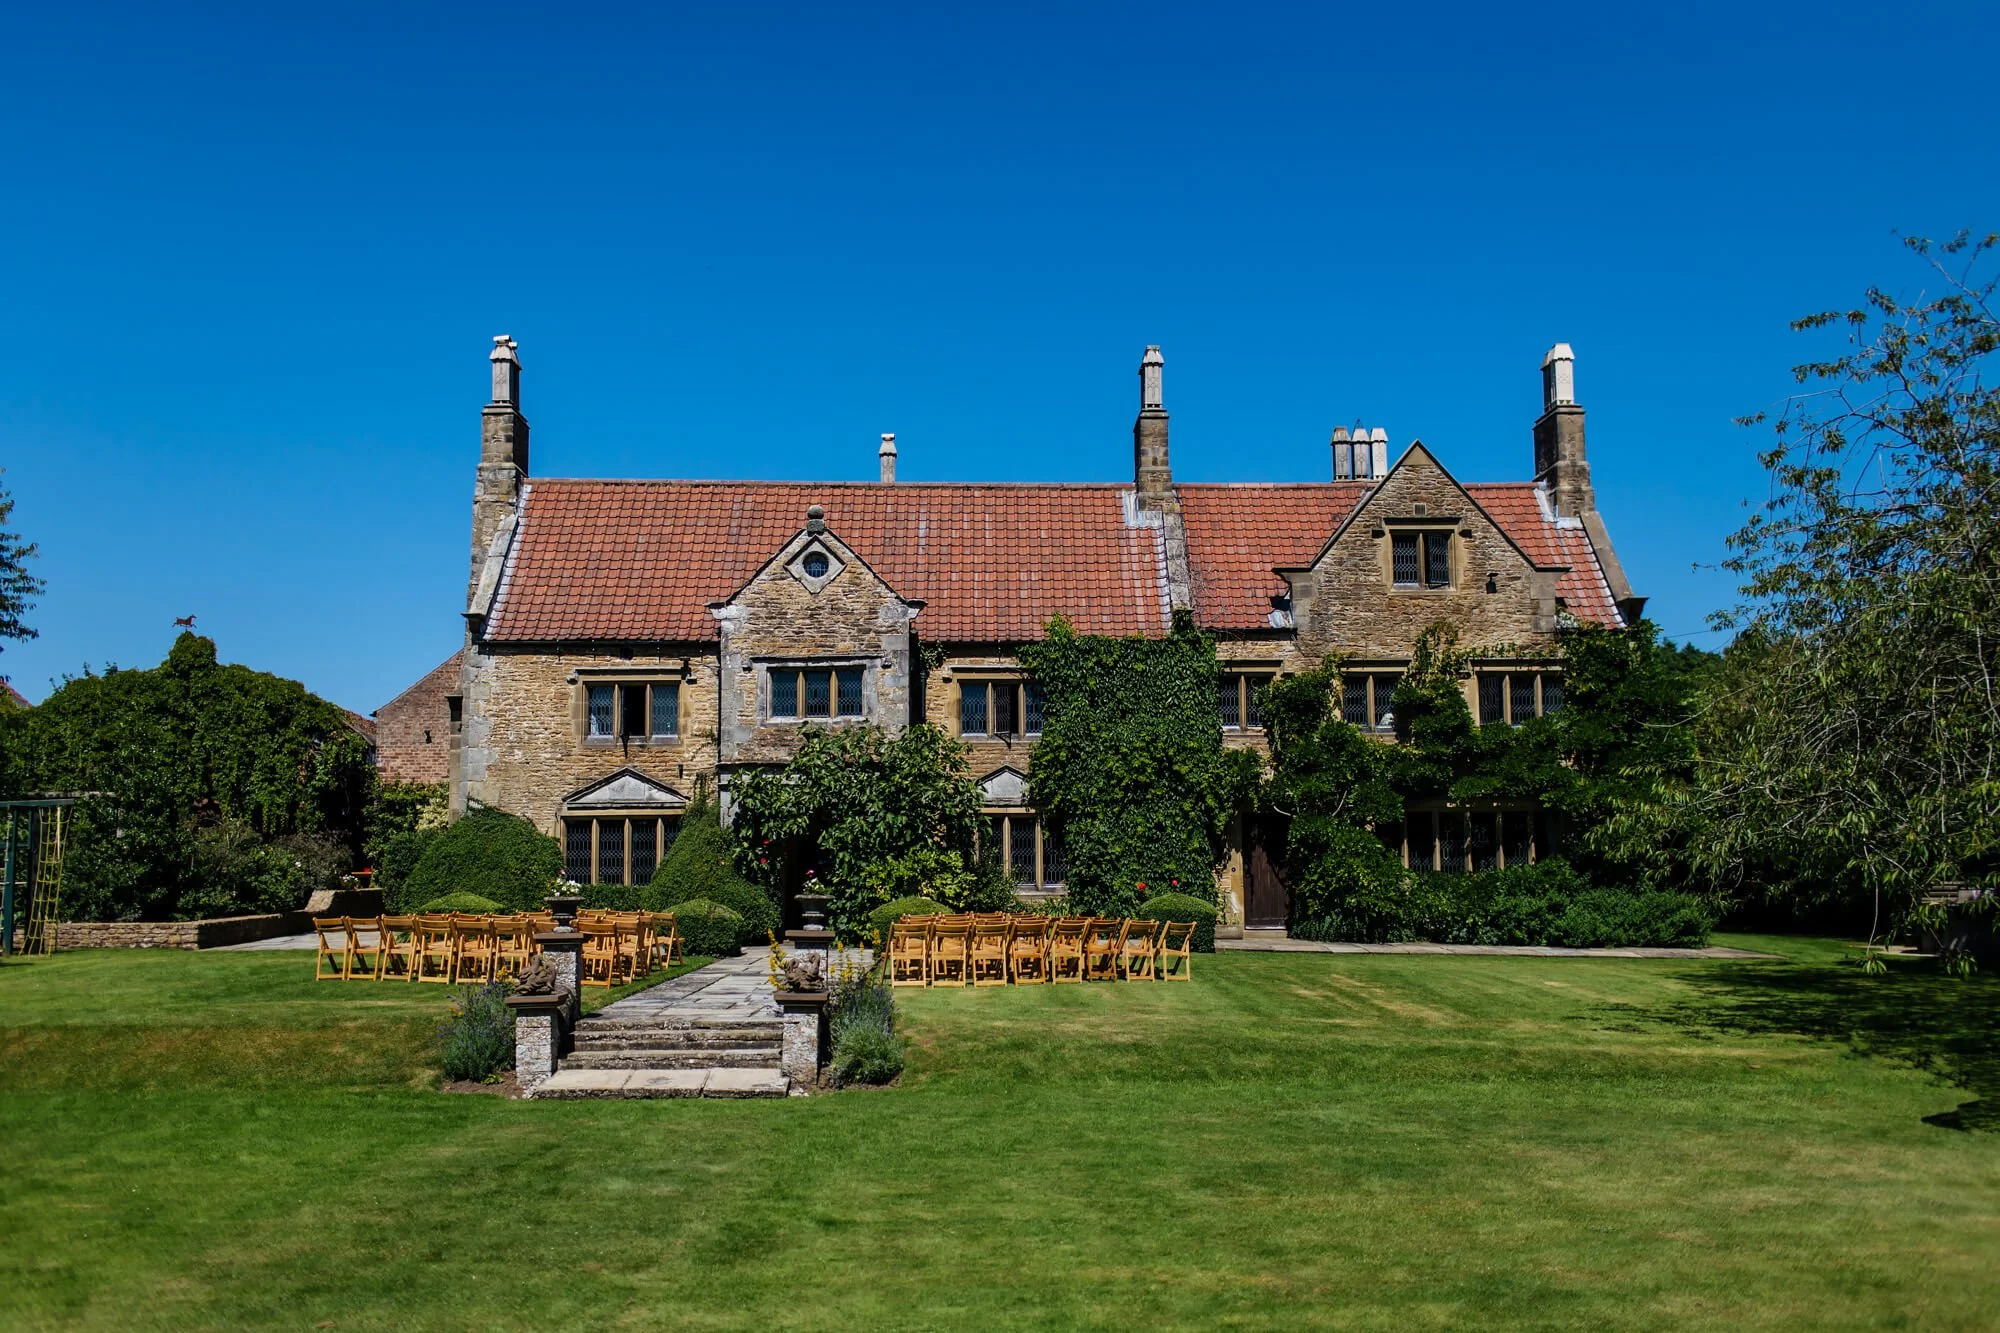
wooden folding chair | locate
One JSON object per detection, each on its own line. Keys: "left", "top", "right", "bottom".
{"left": 619, "top": 914, "right": 648, "bottom": 981}
{"left": 312, "top": 917, "right": 350, "bottom": 981}
{"left": 343, "top": 916, "right": 384, "bottom": 981}
{"left": 579, "top": 922, "right": 620, "bottom": 988}
{"left": 414, "top": 914, "right": 458, "bottom": 983}
{"left": 929, "top": 917, "right": 972, "bottom": 986}
{"left": 969, "top": 916, "right": 1011, "bottom": 986}
{"left": 889, "top": 918, "right": 931, "bottom": 987}
{"left": 1156, "top": 919, "right": 1196, "bottom": 981}
{"left": 491, "top": 915, "right": 533, "bottom": 979}
{"left": 377, "top": 914, "right": 419, "bottom": 979}
{"left": 452, "top": 915, "right": 497, "bottom": 985}
{"left": 1083, "top": 918, "right": 1128, "bottom": 982}
{"left": 651, "top": 912, "right": 684, "bottom": 967}
{"left": 1008, "top": 916, "right": 1050, "bottom": 984}
{"left": 1119, "top": 918, "right": 1159, "bottom": 981}
{"left": 1048, "top": 917, "right": 1089, "bottom": 983}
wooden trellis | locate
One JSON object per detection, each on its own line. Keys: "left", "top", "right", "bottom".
{"left": 2, "top": 799, "right": 75, "bottom": 958}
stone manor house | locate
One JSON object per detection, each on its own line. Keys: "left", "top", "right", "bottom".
{"left": 380, "top": 336, "right": 1640, "bottom": 929}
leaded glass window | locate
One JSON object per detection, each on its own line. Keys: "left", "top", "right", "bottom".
{"left": 597, "top": 819, "right": 624, "bottom": 885}
{"left": 770, "top": 671, "right": 798, "bottom": 718}
{"left": 1392, "top": 533, "right": 1420, "bottom": 587}
{"left": 1424, "top": 531, "right": 1452, "bottom": 588}
{"left": 1540, "top": 677, "right": 1564, "bottom": 715}
{"left": 960, "top": 682, "right": 989, "bottom": 735}
{"left": 836, "top": 669, "right": 863, "bottom": 718}
{"left": 1511, "top": 674, "right": 1537, "bottom": 726}
{"left": 1009, "top": 818, "right": 1037, "bottom": 885}
{"left": 629, "top": 820, "right": 657, "bottom": 883}
{"left": 587, "top": 684, "right": 615, "bottom": 737}
{"left": 1479, "top": 674, "right": 1505, "bottom": 725}
{"left": 651, "top": 682, "right": 679, "bottom": 736}
{"left": 565, "top": 822, "right": 591, "bottom": 882}
{"left": 804, "top": 669, "right": 832, "bottom": 718}
{"left": 1024, "top": 681, "right": 1046, "bottom": 735}
{"left": 1343, "top": 676, "right": 1369, "bottom": 726}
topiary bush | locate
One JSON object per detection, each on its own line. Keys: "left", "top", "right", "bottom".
{"left": 437, "top": 980, "right": 514, "bottom": 1082}
{"left": 666, "top": 899, "right": 744, "bottom": 957}
{"left": 1554, "top": 889, "right": 1712, "bottom": 948}
{"left": 1133, "top": 891, "right": 1218, "bottom": 953}
{"left": 865, "top": 895, "right": 948, "bottom": 943}
{"left": 417, "top": 891, "right": 504, "bottom": 914}
{"left": 402, "top": 808, "right": 562, "bottom": 912}
{"left": 651, "top": 799, "right": 778, "bottom": 943}
{"left": 578, "top": 881, "right": 651, "bottom": 912}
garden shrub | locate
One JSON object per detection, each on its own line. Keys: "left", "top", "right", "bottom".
{"left": 650, "top": 798, "right": 778, "bottom": 942}
{"left": 402, "top": 807, "right": 562, "bottom": 912}
{"left": 578, "top": 881, "right": 651, "bottom": 912}
{"left": 437, "top": 980, "right": 514, "bottom": 1082}
{"left": 666, "top": 899, "right": 744, "bottom": 957}
{"left": 866, "top": 895, "right": 948, "bottom": 943}
{"left": 829, "top": 963, "right": 903, "bottom": 1086}
{"left": 183, "top": 822, "right": 348, "bottom": 919}
{"left": 1554, "top": 889, "right": 1712, "bottom": 948}
{"left": 417, "top": 891, "right": 504, "bottom": 914}
{"left": 1133, "top": 891, "right": 1219, "bottom": 953}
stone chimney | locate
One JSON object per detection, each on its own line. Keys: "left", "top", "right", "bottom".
{"left": 1533, "top": 343, "right": 1592, "bottom": 517}
{"left": 1133, "top": 345, "right": 1172, "bottom": 510}
{"left": 878, "top": 433, "right": 897, "bottom": 484}
{"left": 1332, "top": 425, "right": 1390, "bottom": 480}
{"left": 469, "top": 335, "right": 529, "bottom": 607}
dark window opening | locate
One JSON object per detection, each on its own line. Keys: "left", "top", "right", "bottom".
{"left": 630, "top": 820, "right": 658, "bottom": 883}
{"left": 597, "top": 819, "right": 624, "bottom": 885}
{"left": 1423, "top": 531, "right": 1452, "bottom": 588}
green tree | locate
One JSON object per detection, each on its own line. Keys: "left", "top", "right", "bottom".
{"left": 0, "top": 468, "right": 43, "bottom": 668}
{"left": 1697, "top": 232, "right": 2000, "bottom": 960}
{"left": 728, "top": 723, "right": 983, "bottom": 940}
{"left": 3, "top": 632, "right": 375, "bottom": 920}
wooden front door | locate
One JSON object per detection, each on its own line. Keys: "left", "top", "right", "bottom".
{"left": 1244, "top": 817, "right": 1291, "bottom": 929}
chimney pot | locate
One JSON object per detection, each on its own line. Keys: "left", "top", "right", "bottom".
{"left": 878, "top": 432, "right": 897, "bottom": 484}
{"left": 1133, "top": 345, "right": 1172, "bottom": 507}
{"left": 1541, "top": 342, "right": 1576, "bottom": 409}
{"left": 489, "top": 334, "right": 521, "bottom": 406}
{"left": 1139, "top": 345, "right": 1164, "bottom": 412}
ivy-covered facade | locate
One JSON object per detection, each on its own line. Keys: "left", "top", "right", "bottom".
{"left": 415, "top": 336, "right": 1640, "bottom": 930}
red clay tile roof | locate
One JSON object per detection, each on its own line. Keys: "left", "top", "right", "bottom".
{"left": 484, "top": 481, "right": 1171, "bottom": 643}
{"left": 1178, "top": 481, "right": 1627, "bottom": 630}
{"left": 2, "top": 680, "right": 27, "bottom": 709}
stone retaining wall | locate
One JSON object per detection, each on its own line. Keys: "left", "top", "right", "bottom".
{"left": 11, "top": 912, "right": 306, "bottom": 952}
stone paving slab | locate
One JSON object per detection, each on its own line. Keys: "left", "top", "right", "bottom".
{"left": 530, "top": 1067, "right": 788, "bottom": 1099}
{"left": 214, "top": 932, "right": 343, "bottom": 951}
{"left": 1217, "top": 939, "right": 1780, "bottom": 959}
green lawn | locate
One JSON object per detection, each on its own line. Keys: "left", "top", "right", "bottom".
{"left": 0, "top": 937, "right": 1995, "bottom": 1330}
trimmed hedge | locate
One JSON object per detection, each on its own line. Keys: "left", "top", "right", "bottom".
{"left": 1134, "top": 892, "right": 1219, "bottom": 953}
{"left": 865, "top": 896, "right": 948, "bottom": 944}
{"left": 400, "top": 808, "right": 562, "bottom": 912}
{"left": 650, "top": 801, "right": 778, "bottom": 943}
{"left": 1289, "top": 859, "right": 1713, "bottom": 948}
{"left": 667, "top": 899, "right": 745, "bottom": 957}
{"left": 417, "top": 891, "right": 504, "bottom": 914}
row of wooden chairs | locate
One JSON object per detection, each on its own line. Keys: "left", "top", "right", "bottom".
{"left": 575, "top": 910, "right": 683, "bottom": 989}
{"left": 888, "top": 914, "right": 1196, "bottom": 987}
{"left": 313, "top": 911, "right": 681, "bottom": 988}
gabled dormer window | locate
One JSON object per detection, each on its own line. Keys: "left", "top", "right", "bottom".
{"left": 1391, "top": 531, "right": 1453, "bottom": 589}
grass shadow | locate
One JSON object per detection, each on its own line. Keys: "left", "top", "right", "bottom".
{"left": 1618, "top": 951, "right": 2000, "bottom": 1131}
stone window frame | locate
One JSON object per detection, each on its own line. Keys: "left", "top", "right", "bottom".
{"left": 979, "top": 805, "right": 1065, "bottom": 893}
{"left": 1474, "top": 666, "right": 1565, "bottom": 727}
{"left": 757, "top": 656, "right": 875, "bottom": 726}
{"left": 1218, "top": 667, "right": 1278, "bottom": 731}
{"left": 560, "top": 809, "right": 685, "bottom": 886}
{"left": 570, "top": 667, "right": 688, "bottom": 749}
{"left": 1339, "top": 665, "right": 1405, "bottom": 734}
{"left": 1382, "top": 517, "right": 1463, "bottom": 592}
{"left": 955, "top": 672, "right": 1044, "bottom": 740}
{"left": 1384, "top": 802, "right": 1551, "bottom": 874}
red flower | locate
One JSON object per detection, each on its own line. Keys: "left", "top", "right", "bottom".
{"left": 1136, "top": 881, "right": 1147, "bottom": 892}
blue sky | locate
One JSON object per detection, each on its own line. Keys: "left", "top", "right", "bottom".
{"left": 3, "top": 1, "right": 1995, "bottom": 711}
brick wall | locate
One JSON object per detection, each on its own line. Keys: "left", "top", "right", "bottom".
{"left": 375, "top": 650, "right": 464, "bottom": 785}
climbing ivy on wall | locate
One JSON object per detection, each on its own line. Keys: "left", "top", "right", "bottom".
{"left": 0, "top": 632, "right": 376, "bottom": 920}
{"left": 1018, "top": 611, "right": 1261, "bottom": 917}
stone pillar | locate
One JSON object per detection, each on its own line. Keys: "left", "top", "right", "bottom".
{"left": 534, "top": 932, "right": 586, "bottom": 1029}
{"left": 775, "top": 991, "right": 829, "bottom": 1086}
{"left": 506, "top": 992, "right": 569, "bottom": 1093}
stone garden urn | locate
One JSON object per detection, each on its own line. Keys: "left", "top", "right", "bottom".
{"left": 544, "top": 891, "right": 585, "bottom": 931}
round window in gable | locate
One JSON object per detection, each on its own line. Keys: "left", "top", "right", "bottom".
{"left": 803, "top": 551, "right": 830, "bottom": 579}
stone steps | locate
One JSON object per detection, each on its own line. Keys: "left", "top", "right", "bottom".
{"left": 532, "top": 1067, "right": 790, "bottom": 1099}
{"left": 537, "top": 1009, "right": 788, "bottom": 1098}
{"left": 561, "top": 1046, "right": 781, "bottom": 1071}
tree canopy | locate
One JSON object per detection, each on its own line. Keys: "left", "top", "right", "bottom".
{"left": 1691, "top": 233, "right": 2000, "bottom": 955}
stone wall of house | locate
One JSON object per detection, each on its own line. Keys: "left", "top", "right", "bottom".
{"left": 375, "top": 650, "right": 463, "bottom": 786}
{"left": 461, "top": 644, "right": 723, "bottom": 835}
{"left": 714, "top": 525, "right": 916, "bottom": 770}
{"left": 1293, "top": 448, "right": 1559, "bottom": 662}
